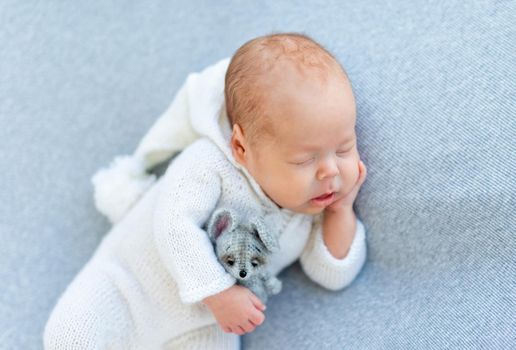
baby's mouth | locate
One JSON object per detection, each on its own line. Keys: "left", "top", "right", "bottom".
{"left": 310, "top": 192, "right": 337, "bottom": 207}
{"left": 312, "top": 191, "right": 335, "bottom": 200}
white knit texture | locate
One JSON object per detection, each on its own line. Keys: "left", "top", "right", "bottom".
{"left": 91, "top": 57, "right": 229, "bottom": 225}
{"left": 152, "top": 141, "right": 238, "bottom": 305}
{"left": 91, "top": 155, "right": 157, "bottom": 224}
{"left": 300, "top": 215, "right": 367, "bottom": 291}
{"left": 45, "top": 138, "right": 367, "bottom": 348}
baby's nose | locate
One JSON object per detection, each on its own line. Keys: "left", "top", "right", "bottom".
{"left": 317, "top": 159, "right": 339, "bottom": 180}
{"left": 239, "top": 270, "right": 247, "bottom": 278}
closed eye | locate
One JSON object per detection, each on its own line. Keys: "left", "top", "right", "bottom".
{"left": 291, "top": 157, "right": 315, "bottom": 166}
{"left": 336, "top": 146, "right": 354, "bottom": 157}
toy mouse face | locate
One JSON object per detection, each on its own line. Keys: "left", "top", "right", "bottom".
{"left": 206, "top": 208, "right": 279, "bottom": 282}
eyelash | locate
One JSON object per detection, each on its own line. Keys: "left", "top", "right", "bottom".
{"left": 293, "top": 150, "right": 350, "bottom": 165}
{"left": 294, "top": 158, "right": 315, "bottom": 165}
{"left": 336, "top": 150, "right": 350, "bottom": 157}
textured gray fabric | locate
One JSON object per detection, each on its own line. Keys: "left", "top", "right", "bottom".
{"left": 1, "top": 1, "right": 514, "bottom": 349}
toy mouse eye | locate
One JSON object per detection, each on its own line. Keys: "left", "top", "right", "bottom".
{"left": 251, "top": 258, "right": 260, "bottom": 267}
{"left": 225, "top": 256, "right": 235, "bottom": 266}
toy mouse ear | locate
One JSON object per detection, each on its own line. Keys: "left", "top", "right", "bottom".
{"left": 207, "top": 208, "right": 237, "bottom": 241}
{"left": 250, "top": 218, "right": 280, "bottom": 253}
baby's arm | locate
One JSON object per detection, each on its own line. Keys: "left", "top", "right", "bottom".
{"left": 299, "top": 160, "right": 368, "bottom": 291}
{"left": 153, "top": 139, "right": 236, "bottom": 304}
{"left": 298, "top": 212, "right": 367, "bottom": 291}
{"left": 153, "top": 139, "right": 266, "bottom": 334}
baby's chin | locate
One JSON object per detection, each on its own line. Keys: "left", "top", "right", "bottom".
{"left": 301, "top": 206, "right": 326, "bottom": 215}
{"left": 281, "top": 202, "right": 326, "bottom": 216}
{"left": 270, "top": 195, "right": 326, "bottom": 215}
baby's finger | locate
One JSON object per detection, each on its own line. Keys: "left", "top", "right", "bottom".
{"left": 358, "top": 160, "right": 364, "bottom": 173}
{"left": 241, "top": 320, "right": 256, "bottom": 333}
{"left": 359, "top": 161, "right": 367, "bottom": 183}
{"left": 248, "top": 293, "right": 266, "bottom": 311}
{"left": 229, "top": 325, "right": 244, "bottom": 335}
{"left": 250, "top": 310, "right": 265, "bottom": 326}
{"left": 236, "top": 326, "right": 246, "bottom": 335}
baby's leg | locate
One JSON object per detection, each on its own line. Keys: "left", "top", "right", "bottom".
{"left": 43, "top": 264, "right": 136, "bottom": 350}
{"left": 163, "top": 323, "right": 240, "bottom": 350}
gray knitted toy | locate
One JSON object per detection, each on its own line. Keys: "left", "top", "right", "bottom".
{"left": 205, "top": 208, "right": 283, "bottom": 304}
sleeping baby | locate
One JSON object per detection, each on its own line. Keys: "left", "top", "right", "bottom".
{"left": 43, "top": 32, "right": 368, "bottom": 350}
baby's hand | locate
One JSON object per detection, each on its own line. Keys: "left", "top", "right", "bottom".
{"left": 202, "top": 284, "right": 266, "bottom": 335}
{"left": 327, "top": 160, "right": 367, "bottom": 212}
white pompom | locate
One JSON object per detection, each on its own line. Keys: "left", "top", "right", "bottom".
{"left": 91, "top": 155, "right": 157, "bottom": 225}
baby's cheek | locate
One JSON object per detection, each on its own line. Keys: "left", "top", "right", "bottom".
{"left": 288, "top": 175, "right": 310, "bottom": 197}
{"left": 340, "top": 160, "right": 358, "bottom": 185}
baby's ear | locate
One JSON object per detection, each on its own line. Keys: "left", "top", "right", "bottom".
{"left": 207, "top": 208, "right": 237, "bottom": 241}
{"left": 250, "top": 218, "right": 280, "bottom": 253}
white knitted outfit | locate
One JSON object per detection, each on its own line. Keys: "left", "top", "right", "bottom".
{"left": 43, "top": 58, "right": 367, "bottom": 350}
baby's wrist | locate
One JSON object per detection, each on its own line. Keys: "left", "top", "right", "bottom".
{"left": 202, "top": 284, "right": 234, "bottom": 306}
{"left": 321, "top": 206, "right": 357, "bottom": 259}
{"left": 202, "top": 292, "right": 222, "bottom": 306}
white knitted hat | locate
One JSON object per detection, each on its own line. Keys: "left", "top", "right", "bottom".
{"left": 91, "top": 57, "right": 231, "bottom": 224}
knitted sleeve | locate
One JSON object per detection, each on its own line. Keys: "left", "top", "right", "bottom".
{"left": 299, "top": 214, "right": 367, "bottom": 291}
{"left": 153, "top": 139, "right": 236, "bottom": 304}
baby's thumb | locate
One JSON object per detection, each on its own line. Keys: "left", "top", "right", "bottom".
{"left": 249, "top": 293, "right": 266, "bottom": 311}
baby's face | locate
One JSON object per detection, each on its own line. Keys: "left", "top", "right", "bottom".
{"left": 232, "top": 64, "right": 360, "bottom": 215}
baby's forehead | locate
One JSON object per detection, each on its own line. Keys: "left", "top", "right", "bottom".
{"left": 268, "top": 113, "right": 356, "bottom": 149}
{"left": 253, "top": 76, "right": 354, "bottom": 150}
